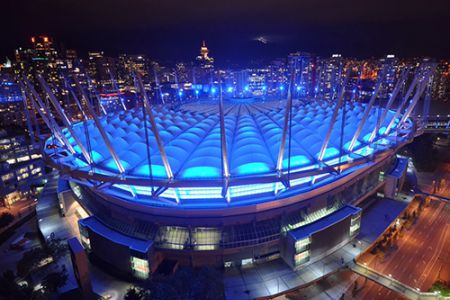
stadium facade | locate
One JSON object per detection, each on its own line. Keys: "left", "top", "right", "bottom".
{"left": 28, "top": 68, "right": 431, "bottom": 280}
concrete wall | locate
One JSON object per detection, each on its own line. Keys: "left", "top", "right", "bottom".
{"left": 310, "top": 216, "right": 351, "bottom": 261}
{"left": 87, "top": 228, "right": 131, "bottom": 275}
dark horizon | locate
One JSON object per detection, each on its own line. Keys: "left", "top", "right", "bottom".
{"left": 2, "top": 0, "right": 450, "bottom": 67}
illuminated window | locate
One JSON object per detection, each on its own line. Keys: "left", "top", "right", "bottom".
{"left": 241, "top": 258, "right": 253, "bottom": 266}
{"left": 1, "top": 173, "right": 13, "bottom": 181}
{"left": 379, "top": 171, "right": 385, "bottom": 182}
{"left": 350, "top": 223, "right": 360, "bottom": 236}
{"left": 131, "top": 256, "right": 149, "bottom": 280}
{"left": 295, "top": 237, "right": 311, "bottom": 253}
{"left": 31, "top": 167, "right": 41, "bottom": 175}
{"left": 159, "top": 226, "right": 188, "bottom": 250}
{"left": 294, "top": 250, "right": 310, "bottom": 266}
{"left": 192, "top": 227, "right": 221, "bottom": 250}
{"left": 350, "top": 213, "right": 361, "bottom": 237}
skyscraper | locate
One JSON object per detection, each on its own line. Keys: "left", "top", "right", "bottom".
{"left": 288, "top": 52, "right": 317, "bottom": 97}
{"left": 316, "top": 54, "right": 344, "bottom": 101}
{"left": 195, "top": 41, "right": 214, "bottom": 85}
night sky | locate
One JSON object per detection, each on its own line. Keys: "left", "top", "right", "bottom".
{"left": 2, "top": 0, "right": 450, "bottom": 66}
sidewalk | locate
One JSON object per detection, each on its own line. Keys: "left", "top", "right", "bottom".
{"left": 225, "top": 243, "right": 361, "bottom": 300}
{"left": 35, "top": 172, "right": 79, "bottom": 294}
{"left": 36, "top": 172, "right": 131, "bottom": 299}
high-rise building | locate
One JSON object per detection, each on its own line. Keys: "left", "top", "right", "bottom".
{"left": 196, "top": 41, "right": 214, "bottom": 69}
{"left": 175, "top": 62, "right": 190, "bottom": 84}
{"left": 432, "top": 60, "right": 449, "bottom": 102}
{"left": 265, "top": 58, "right": 288, "bottom": 94}
{"left": 288, "top": 52, "right": 317, "bottom": 97}
{"left": 195, "top": 41, "right": 214, "bottom": 85}
{"left": 379, "top": 54, "right": 401, "bottom": 99}
{"left": 118, "top": 54, "right": 150, "bottom": 86}
{"left": 0, "top": 129, "right": 44, "bottom": 207}
{"left": 233, "top": 69, "right": 249, "bottom": 96}
{"left": 316, "top": 54, "right": 344, "bottom": 101}
{"left": 247, "top": 69, "right": 268, "bottom": 96}
{"left": 0, "top": 73, "right": 26, "bottom": 128}
{"left": 15, "top": 36, "right": 59, "bottom": 85}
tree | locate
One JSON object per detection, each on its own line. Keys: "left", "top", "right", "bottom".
{"left": 16, "top": 247, "right": 51, "bottom": 277}
{"left": 46, "top": 238, "right": 68, "bottom": 261}
{"left": 407, "top": 134, "right": 438, "bottom": 172}
{"left": 41, "top": 270, "right": 68, "bottom": 293}
{"left": 0, "top": 212, "right": 14, "bottom": 229}
{"left": 0, "top": 270, "right": 46, "bottom": 300}
{"left": 195, "top": 267, "right": 224, "bottom": 300}
{"left": 124, "top": 286, "right": 148, "bottom": 300}
{"left": 125, "top": 266, "right": 225, "bottom": 300}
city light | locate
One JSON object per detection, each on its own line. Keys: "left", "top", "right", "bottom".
{"left": 0, "top": 17, "right": 447, "bottom": 300}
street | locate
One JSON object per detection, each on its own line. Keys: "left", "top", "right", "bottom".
{"left": 358, "top": 198, "right": 450, "bottom": 294}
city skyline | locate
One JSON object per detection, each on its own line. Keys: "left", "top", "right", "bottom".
{"left": 2, "top": 0, "right": 450, "bottom": 66}
{"left": 0, "top": 2, "right": 449, "bottom": 300}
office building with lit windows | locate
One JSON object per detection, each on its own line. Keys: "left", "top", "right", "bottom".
{"left": 0, "top": 130, "right": 44, "bottom": 207}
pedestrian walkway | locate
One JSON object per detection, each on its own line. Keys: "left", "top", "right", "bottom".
{"left": 350, "top": 263, "right": 441, "bottom": 300}
{"left": 224, "top": 242, "right": 364, "bottom": 300}
{"left": 36, "top": 172, "right": 131, "bottom": 299}
{"left": 35, "top": 172, "right": 79, "bottom": 294}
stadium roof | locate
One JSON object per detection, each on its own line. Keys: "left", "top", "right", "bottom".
{"left": 51, "top": 99, "right": 401, "bottom": 181}
{"left": 41, "top": 98, "right": 414, "bottom": 205}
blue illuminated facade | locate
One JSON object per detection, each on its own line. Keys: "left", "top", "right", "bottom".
{"left": 41, "top": 98, "right": 416, "bottom": 277}
{"left": 44, "top": 99, "right": 408, "bottom": 208}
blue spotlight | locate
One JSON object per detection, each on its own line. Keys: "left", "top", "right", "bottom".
{"left": 279, "top": 85, "right": 285, "bottom": 91}
{"left": 244, "top": 85, "right": 250, "bottom": 92}
{"left": 211, "top": 87, "right": 217, "bottom": 94}
{"left": 227, "top": 86, "right": 233, "bottom": 93}
{"left": 262, "top": 85, "right": 267, "bottom": 91}
{"left": 178, "top": 90, "right": 183, "bottom": 97}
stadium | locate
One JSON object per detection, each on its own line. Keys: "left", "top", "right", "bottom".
{"left": 35, "top": 78, "right": 422, "bottom": 280}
